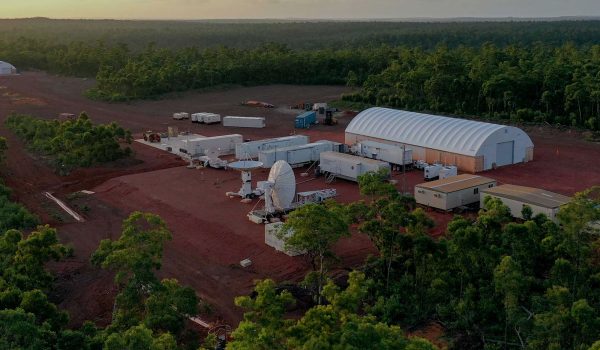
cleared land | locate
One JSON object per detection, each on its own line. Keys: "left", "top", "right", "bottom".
{"left": 1, "top": 72, "right": 599, "bottom": 327}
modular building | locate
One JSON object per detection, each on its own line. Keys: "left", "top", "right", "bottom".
{"left": 345, "top": 107, "right": 534, "bottom": 173}
{"left": 223, "top": 116, "right": 266, "bottom": 128}
{"left": 481, "top": 184, "right": 571, "bottom": 222}
{"left": 295, "top": 111, "right": 317, "bottom": 129}
{"left": 415, "top": 174, "right": 497, "bottom": 211}
{"left": 0, "top": 61, "right": 17, "bottom": 75}
{"left": 319, "top": 152, "right": 390, "bottom": 182}
{"left": 180, "top": 134, "right": 243, "bottom": 156}
{"left": 235, "top": 135, "right": 309, "bottom": 159}
{"left": 353, "top": 140, "right": 412, "bottom": 166}
{"left": 258, "top": 140, "right": 342, "bottom": 168}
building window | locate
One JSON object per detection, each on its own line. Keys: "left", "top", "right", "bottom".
{"left": 489, "top": 184, "right": 494, "bottom": 188}
{"left": 474, "top": 188, "right": 479, "bottom": 195}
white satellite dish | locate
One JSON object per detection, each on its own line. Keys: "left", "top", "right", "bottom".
{"left": 226, "top": 160, "right": 264, "bottom": 199}
{"left": 247, "top": 160, "right": 336, "bottom": 224}
{"left": 265, "top": 160, "right": 296, "bottom": 212}
{"left": 228, "top": 160, "right": 264, "bottom": 171}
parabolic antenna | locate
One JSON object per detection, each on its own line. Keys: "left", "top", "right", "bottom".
{"left": 226, "top": 160, "right": 264, "bottom": 200}
{"left": 228, "top": 160, "right": 264, "bottom": 171}
{"left": 268, "top": 160, "right": 296, "bottom": 210}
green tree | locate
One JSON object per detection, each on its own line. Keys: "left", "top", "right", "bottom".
{"left": 144, "top": 278, "right": 198, "bottom": 336}
{"left": 91, "top": 211, "right": 172, "bottom": 327}
{"left": 230, "top": 271, "right": 438, "bottom": 350}
{"left": 280, "top": 203, "right": 350, "bottom": 304}
{"left": 230, "top": 279, "right": 295, "bottom": 350}
{"left": 493, "top": 256, "right": 530, "bottom": 348}
{"left": 0, "top": 308, "right": 54, "bottom": 350}
{"left": 1, "top": 226, "right": 68, "bottom": 291}
{"left": 357, "top": 169, "right": 397, "bottom": 201}
{"left": 104, "top": 324, "right": 177, "bottom": 350}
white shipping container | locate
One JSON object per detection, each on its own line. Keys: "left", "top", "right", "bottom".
{"left": 191, "top": 113, "right": 221, "bottom": 124}
{"left": 173, "top": 112, "right": 189, "bottom": 120}
{"left": 202, "top": 113, "right": 221, "bottom": 124}
{"left": 180, "top": 134, "right": 243, "bottom": 156}
{"left": 319, "top": 152, "right": 390, "bottom": 182}
{"left": 355, "top": 140, "right": 412, "bottom": 165}
{"left": 223, "top": 116, "right": 266, "bottom": 128}
{"left": 235, "top": 135, "right": 309, "bottom": 159}
{"left": 258, "top": 141, "right": 339, "bottom": 168}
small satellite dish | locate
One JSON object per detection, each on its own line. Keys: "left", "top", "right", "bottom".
{"left": 228, "top": 160, "right": 264, "bottom": 171}
{"left": 268, "top": 160, "right": 296, "bottom": 210}
{"left": 226, "top": 160, "right": 265, "bottom": 199}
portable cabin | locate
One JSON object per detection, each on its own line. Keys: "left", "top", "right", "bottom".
{"left": 480, "top": 184, "right": 571, "bottom": 222}
{"left": 415, "top": 174, "right": 497, "bottom": 211}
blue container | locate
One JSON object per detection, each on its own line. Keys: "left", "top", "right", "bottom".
{"left": 295, "top": 111, "right": 317, "bottom": 129}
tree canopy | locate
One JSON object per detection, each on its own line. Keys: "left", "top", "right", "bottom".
{"left": 5, "top": 113, "right": 132, "bottom": 174}
{"left": 230, "top": 271, "right": 438, "bottom": 350}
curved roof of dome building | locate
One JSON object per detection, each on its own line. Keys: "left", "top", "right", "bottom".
{"left": 345, "top": 107, "right": 527, "bottom": 157}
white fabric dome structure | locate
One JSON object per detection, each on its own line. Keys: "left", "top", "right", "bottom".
{"left": 345, "top": 107, "right": 533, "bottom": 172}
{"left": 0, "top": 61, "right": 17, "bottom": 75}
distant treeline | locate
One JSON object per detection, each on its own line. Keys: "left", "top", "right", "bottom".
{"left": 344, "top": 44, "right": 600, "bottom": 130}
{"left": 1, "top": 20, "right": 600, "bottom": 130}
{"left": 2, "top": 18, "right": 600, "bottom": 50}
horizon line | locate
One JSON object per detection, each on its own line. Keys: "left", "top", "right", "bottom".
{"left": 1, "top": 15, "right": 600, "bottom": 22}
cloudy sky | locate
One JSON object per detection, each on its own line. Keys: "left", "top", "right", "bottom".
{"left": 3, "top": 0, "right": 600, "bottom": 19}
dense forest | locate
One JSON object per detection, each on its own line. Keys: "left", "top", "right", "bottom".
{"left": 5, "top": 113, "right": 133, "bottom": 174}
{"left": 2, "top": 18, "right": 600, "bottom": 50}
{"left": 2, "top": 20, "right": 600, "bottom": 130}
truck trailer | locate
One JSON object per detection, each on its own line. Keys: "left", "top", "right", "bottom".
{"left": 258, "top": 140, "right": 342, "bottom": 168}
{"left": 318, "top": 152, "right": 390, "bottom": 182}
{"left": 235, "top": 135, "right": 309, "bottom": 159}
{"left": 223, "top": 116, "right": 266, "bottom": 128}
{"left": 180, "top": 134, "right": 243, "bottom": 156}
{"left": 352, "top": 140, "right": 412, "bottom": 166}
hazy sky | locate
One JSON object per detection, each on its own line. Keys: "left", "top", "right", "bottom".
{"left": 3, "top": 0, "right": 600, "bottom": 19}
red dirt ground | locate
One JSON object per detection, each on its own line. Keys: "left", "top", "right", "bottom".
{"left": 1, "top": 72, "right": 599, "bottom": 329}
